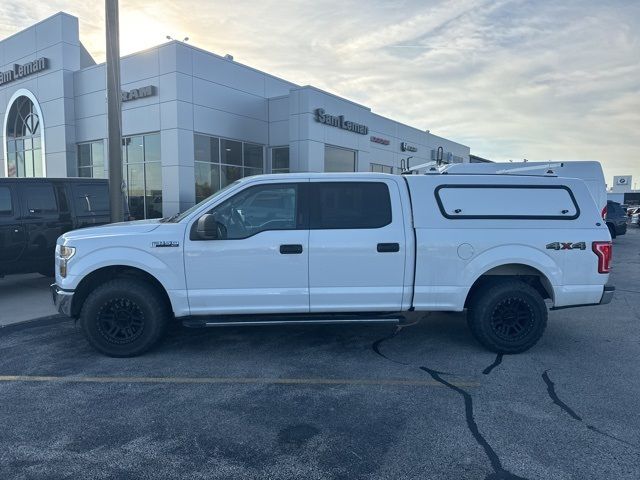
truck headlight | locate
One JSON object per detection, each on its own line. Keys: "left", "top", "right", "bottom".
{"left": 56, "top": 245, "right": 76, "bottom": 278}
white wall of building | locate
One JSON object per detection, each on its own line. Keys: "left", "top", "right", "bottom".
{"left": 1, "top": 12, "right": 471, "bottom": 217}
{"left": 0, "top": 13, "right": 81, "bottom": 178}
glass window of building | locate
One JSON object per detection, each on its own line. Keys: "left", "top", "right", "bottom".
{"left": 324, "top": 146, "right": 356, "bottom": 172}
{"left": 243, "top": 143, "right": 263, "bottom": 175}
{"left": 370, "top": 163, "right": 393, "bottom": 174}
{"left": 77, "top": 140, "right": 105, "bottom": 178}
{"left": 194, "top": 134, "right": 264, "bottom": 202}
{"left": 220, "top": 139, "right": 242, "bottom": 166}
{"left": 194, "top": 135, "right": 221, "bottom": 202}
{"left": 122, "top": 133, "right": 162, "bottom": 219}
{"left": 5, "top": 96, "right": 43, "bottom": 178}
{"left": 272, "top": 147, "right": 290, "bottom": 174}
{"left": 220, "top": 139, "right": 243, "bottom": 189}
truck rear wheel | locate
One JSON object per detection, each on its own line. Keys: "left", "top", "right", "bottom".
{"left": 80, "top": 278, "right": 169, "bottom": 357}
{"left": 467, "top": 280, "right": 547, "bottom": 354}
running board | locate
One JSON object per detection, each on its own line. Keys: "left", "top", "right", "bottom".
{"left": 182, "top": 313, "right": 404, "bottom": 328}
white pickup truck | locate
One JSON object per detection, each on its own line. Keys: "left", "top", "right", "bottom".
{"left": 51, "top": 171, "right": 614, "bottom": 357}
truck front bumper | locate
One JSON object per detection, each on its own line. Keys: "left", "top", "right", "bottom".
{"left": 599, "top": 285, "right": 615, "bottom": 305}
{"left": 50, "top": 284, "right": 74, "bottom": 317}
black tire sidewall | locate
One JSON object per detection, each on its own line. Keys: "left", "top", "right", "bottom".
{"left": 81, "top": 279, "right": 168, "bottom": 357}
{"left": 468, "top": 281, "right": 547, "bottom": 354}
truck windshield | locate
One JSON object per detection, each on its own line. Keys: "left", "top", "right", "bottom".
{"left": 162, "top": 181, "right": 241, "bottom": 223}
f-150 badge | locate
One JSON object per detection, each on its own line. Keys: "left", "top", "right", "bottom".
{"left": 151, "top": 241, "right": 180, "bottom": 248}
{"left": 545, "top": 242, "right": 586, "bottom": 250}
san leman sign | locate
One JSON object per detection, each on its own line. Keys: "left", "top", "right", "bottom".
{"left": 314, "top": 108, "right": 368, "bottom": 135}
{"left": 0, "top": 58, "right": 49, "bottom": 86}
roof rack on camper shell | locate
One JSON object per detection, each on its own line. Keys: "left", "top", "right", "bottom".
{"left": 400, "top": 160, "right": 565, "bottom": 176}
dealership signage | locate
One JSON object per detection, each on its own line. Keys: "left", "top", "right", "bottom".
{"left": 370, "top": 136, "right": 390, "bottom": 145}
{"left": 0, "top": 58, "right": 49, "bottom": 86}
{"left": 122, "top": 85, "right": 156, "bottom": 102}
{"left": 314, "top": 108, "right": 368, "bottom": 135}
{"left": 400, "top": 142, "right": 418, "bottom": 152}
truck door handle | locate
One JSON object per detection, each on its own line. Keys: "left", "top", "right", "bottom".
{"left": 377, "top": 242, "right": 399, "bottom": 253}
{"left": 280, "top": 244, "right": 303, "bottom": 254}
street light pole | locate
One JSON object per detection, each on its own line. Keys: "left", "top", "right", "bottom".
{"left": 106, "top": 0, "right": 124, "bottom": 223}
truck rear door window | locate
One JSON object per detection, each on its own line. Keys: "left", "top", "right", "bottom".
{"left": 310, "top": 182, "right": 391, "bottom": 229}
{"left": 25, "top": 185, "right": 58, "bottom": 215}
{"left": 435, "top": 185, "right": 579, "bottom": 220}
{"left": 73, "top": 184, "right": 110, "bottom": 214}
{"left": 0, "top": 187, "right": 12, "bottom": 215}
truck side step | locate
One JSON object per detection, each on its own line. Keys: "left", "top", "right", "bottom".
{"left": 182, "top": 313, "right": 404, "bottom": 328}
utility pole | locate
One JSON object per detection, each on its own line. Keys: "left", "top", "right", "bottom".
{"left": 106, "top": 0, "right": 124, "bottom": 223}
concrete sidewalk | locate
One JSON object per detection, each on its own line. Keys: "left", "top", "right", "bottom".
{"left": 0, "top": 273, "right": 58, "bottom": 326}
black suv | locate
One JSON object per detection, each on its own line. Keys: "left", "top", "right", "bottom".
{"left": 605, "top": 200, "right": 627, "bottom": 239}
{"left": 0, "top": 178, "right": 119, "bottom": 277}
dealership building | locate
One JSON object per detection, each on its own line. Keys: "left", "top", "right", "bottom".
{"left": 0, "top": 12, "right": 470, "bottom": 218}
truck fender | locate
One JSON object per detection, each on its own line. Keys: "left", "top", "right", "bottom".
{"left": 461, "top": 244, "right": 561, "bottom": 300}
{"left": 68, "top": 247, "right": 185, "bottom": 291}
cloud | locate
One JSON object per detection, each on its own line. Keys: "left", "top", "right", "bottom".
{"left": 1, "top": 0, "right": 638, "bottom": 184}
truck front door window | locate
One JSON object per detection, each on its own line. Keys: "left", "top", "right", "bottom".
{"left": 207, "top": 184, "right": 298, "bottom": 239}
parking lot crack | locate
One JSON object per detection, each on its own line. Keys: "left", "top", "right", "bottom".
{"left": 372, "top": 327, "right": 408, "bottom": 365}
{"left": 542, "top": 370, "right": 638, "bottom": 450}
{"left": 541, "top": 370, "right": 581, "bottom": 421}
{"left": 371, "top": 319, "right": 420, "bottom": 365}
{"left": 419, "top": 366, "right": 528, "bottom": 480}
{"left": 482, "top": 354, "right": 504, "bottom": 375}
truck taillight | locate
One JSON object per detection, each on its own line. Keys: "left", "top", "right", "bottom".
{"left": 601, "top": 205, "right": 607, "bottom": 219}
{"left": 592, "top": 241, "right": 612, "bottom": 274}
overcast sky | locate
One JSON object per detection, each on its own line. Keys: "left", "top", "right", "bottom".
{"left": 2, "top": 0, "right": 638, "bottom": 186}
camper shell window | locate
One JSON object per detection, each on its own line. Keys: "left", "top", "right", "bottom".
{"left": 435, "top": 184, "right": 580, "bottom": 220}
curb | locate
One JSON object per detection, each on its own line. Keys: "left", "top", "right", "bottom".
{"left": 0, "top": 314, "right": 70, "bottom": 335}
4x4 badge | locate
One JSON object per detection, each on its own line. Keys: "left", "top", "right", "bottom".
{"left": 546, "top": 242, "right": 586, "bottom": 251}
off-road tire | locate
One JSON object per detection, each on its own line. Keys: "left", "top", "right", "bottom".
{"left": 80, "top": 278, "right": 169, "bottom": 357}
{"left": 607, "top": 223, "right": 617, "bottom": 239}
{"left": 467, "top": 279, "right": 547, "bottom": 354}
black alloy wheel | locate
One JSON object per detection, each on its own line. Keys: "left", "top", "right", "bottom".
{"left": 489, "top": 297, "right": 535, "bottom": 342}
{"left": 96, "top": 297, "right": 145, "bottom": 344}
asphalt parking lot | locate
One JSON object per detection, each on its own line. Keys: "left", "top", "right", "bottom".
{"left": 0, "top": 273, "right": 57, "bottom": 326}
{"left": 1, "top": 229, "right": 639, "bottom": 480}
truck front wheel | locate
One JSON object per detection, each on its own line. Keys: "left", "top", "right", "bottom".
{"left": 467, "top": 280, "right": 547, "bottom": 354}
{"left": 80, "top": 278, "right": 170, "bottom": 357}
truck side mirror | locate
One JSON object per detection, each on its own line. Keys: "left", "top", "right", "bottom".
{"left": 196, "top": 214, "right": 222, "bottom": 240}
